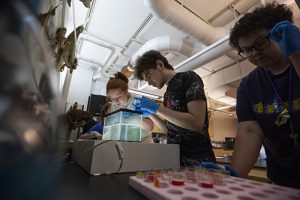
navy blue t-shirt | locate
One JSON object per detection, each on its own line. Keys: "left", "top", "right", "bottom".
{"left": 164, "top": 71, "right": 215, "bottom": 166}
{"left": 87, "top": 123, "right": 103, "bottom": 134}
{"left": 237, "top": 66, "right": 300, "bottom": 188}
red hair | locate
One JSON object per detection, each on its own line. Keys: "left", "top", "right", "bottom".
{"left": 106, "top": 72, "right": 129, "bottom": 92}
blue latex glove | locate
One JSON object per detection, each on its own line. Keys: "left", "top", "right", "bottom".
{"left": 200, "top": 162, "right": 240, "bottom": 177}
{"left": 131, "top": 103, "right": 151, "bottom": 117}
{"left": 268, "top": 20, "right": 300, "bottom": 57}
{"left": 133, "top": 96, "right": 159, "bottom": 114}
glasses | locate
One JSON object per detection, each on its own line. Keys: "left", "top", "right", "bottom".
{"left": 238, "top": 36, "right": 271, "bottom": 58}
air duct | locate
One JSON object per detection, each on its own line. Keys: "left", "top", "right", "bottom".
{"left": 131, "top": 35, "right": 195, "bottom": 64}
{"left": 207, "top": 60, "right": 255, "bottom": 91}
{"left": 208, "top": 85, "right": 237, "bottom": 106}
{"left": 175, "top": 35, "right": 231, "bottom": 72}
{"left": 143, "top": 0, "right": 227, "bottom": 45}
{"left": 206, "top": 60, "right": 256, "bottom": 105}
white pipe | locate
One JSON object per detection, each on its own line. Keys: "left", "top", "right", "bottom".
{"left": 76, "top": 33, "right": 116, "bottom": 81}
{"left": 143, "top": 0, "right": 227, "bottom": 45}
{"left": 131, "top": 35, "right": 195, "bottom": 64}
{"left": 175, "top": 35, "right": 231, "bottom": 72}
{"left": 128, "top": 89, "right": 161, "bottom": 99}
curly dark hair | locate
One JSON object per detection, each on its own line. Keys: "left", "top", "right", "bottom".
{"left": 134, "top": 50, "right": 174, "bottom": 80}
{"left": 106, "top": 72, "right": 128, "bottom": 92}
{"left": 229, "top": 2, "right": 293, "bottom": 50}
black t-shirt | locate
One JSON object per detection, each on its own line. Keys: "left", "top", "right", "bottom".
{"left": 164, "top": 71, "right": 215, "bottom": 166}
{"left": 237, "top": 66, "right": 300, "bottom": 188}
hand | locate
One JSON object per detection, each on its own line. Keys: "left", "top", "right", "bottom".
{"left": 200, "top": 162, "right": 240, "bottom": 177}
{"left": 268, "top": 20, "right": 300, "bottom": 57}
{"left": 131, "top": 103, "right": 151, "bottom": 117}
{"left": 133, "top": 96, "right": 159, "bottom": 114}
{"left": 91, "top": 131, "right": 102, "bottom": 140}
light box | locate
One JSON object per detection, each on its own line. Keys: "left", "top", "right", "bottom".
{"left": 102, "top": 108, "right": 142, "bottom": 141}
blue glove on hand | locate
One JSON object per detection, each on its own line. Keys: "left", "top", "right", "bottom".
{"left": 131, "top": 103, "right": 151, "bottom": 117}
{"left": 133, "top": 96, "right": 159, "bottom": 114}
{"left": 200, "top": 162, "right": 240, "bottom": 177}
{"left": 268, "top": 20, "right": 300, "bottom": 57}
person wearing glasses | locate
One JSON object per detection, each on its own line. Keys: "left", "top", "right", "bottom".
{"left": 228, "top": 3, "right": 300, "bottom": 188}
{"left": 133, "top": 50, "right": 216, "bottom": 167}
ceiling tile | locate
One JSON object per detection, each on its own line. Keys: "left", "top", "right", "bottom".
{"left": 194, "top": 67, "right": 212, "bottom": 78}
{"left": 79, "top": 40, "right": 112, "bottom": 66}
{"left": 87, "top": 0, "right": 151, "bottom": 46}
{"left": 178, "top": 0, "right": 235, "bottom": 21}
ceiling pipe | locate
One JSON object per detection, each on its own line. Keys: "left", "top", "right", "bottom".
{"left": 175, "top": 35, "right": 231, "bottom": 72}
{"left": 206, "top": 59, "right": 255, "bottom": 91}
{"left": 76, "top": 32, "right": 116, "bottom": 81}
{"left": 143, "top": 0, "right": 227, "bottom": 45}
{"left": 131, "top": 35, "right": 195, "bottom": 64}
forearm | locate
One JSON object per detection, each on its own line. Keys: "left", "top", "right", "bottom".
{"left": 289, "top": 51, "right": 300, "bottom": 78}
{"left": 142, "top": 118, "right": 154, "bottom": 131}
{"left": 149, "top": 114, "right": 167, "bottom": 133}
{"left": 78, "top": 133, "right": 94, "bottom": 140}
{"left": 156, "top": 106, "right": 204, "bottom": 132}
{"left": 231, "top": 123, "right": 264, "bottom": 178}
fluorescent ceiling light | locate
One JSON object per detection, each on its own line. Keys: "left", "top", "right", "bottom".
{"left": 128, "top": 89, "right": 161, "bottom": 99}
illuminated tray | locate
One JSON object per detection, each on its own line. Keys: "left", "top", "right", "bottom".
{"left": 103, "top": 108, "right": 142, "bottom": 141}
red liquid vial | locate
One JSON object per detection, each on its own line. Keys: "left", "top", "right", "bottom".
{"left": 200, "top": 182, "right": 214, "bottom": 188}
{"left": 171, "top": 179, "right": 184, "bottom": 186}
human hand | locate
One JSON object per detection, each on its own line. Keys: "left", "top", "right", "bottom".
{"left": 133, "top": 96, "right": 159, "bottom": 114}
{"left": 131, "top": 103, "right": 151, "bottom": 117}
{"left": 268, "top": 20, "right": 300, "bottom": 57}
{"left": 91, "top": 131, "right": 102, "bottom": 140}
{"left": 200, "top": 162, "right": 240, "bottom": 177}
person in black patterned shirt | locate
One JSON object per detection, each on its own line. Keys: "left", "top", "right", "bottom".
{"left": 134, "top": 50, "right": 215, "bottom": 166}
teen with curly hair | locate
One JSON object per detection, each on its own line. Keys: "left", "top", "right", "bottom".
{"left": 229, "top": 3, "right": 300, "bottom": 188}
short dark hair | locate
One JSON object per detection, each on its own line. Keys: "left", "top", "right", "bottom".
{"left": 134, "top": 50, "right": 174, "bottom": 80}
{"left": 229, "top": 3, "right": 293, "bottom": 50}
